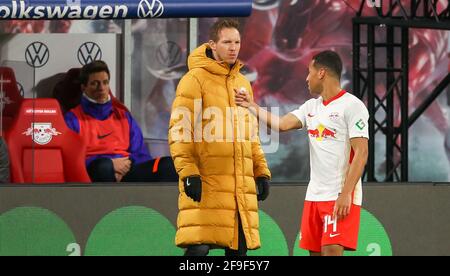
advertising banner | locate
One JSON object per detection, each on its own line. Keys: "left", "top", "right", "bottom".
{"left": 0, "top": 0, "right": 252, "bottom": 19}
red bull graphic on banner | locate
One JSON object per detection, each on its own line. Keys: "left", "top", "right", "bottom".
{"left": 0, "top": 0, "right": 252, "bottom": 19}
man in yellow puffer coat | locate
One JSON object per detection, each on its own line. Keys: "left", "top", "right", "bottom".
{"left": 168, "top": 19, "right": 271, "bottom": 256}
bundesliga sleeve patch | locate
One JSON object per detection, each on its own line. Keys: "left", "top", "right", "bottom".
{"left": 355, "top": 119, "right": 366, "bottom": 130}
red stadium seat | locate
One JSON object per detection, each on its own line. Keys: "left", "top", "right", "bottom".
{"left": 5, "top": 98, "right": 90, "bottom": 183}
{"left": 0, "top": 67, "right": 23, "bottom": 133}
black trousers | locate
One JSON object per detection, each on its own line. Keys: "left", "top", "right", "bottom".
{"left": 184, "top": 215, "right": 248, "bottom": 256}
{"left": 87, "top": 156, "right": 178, "bottom": 182}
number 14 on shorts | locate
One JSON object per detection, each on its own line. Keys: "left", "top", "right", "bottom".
{"left": 324, "top": 215, "right": 339, "bottom": 237}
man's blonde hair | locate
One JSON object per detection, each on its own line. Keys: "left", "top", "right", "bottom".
{"left": 208, "top": 18, "right": 240, "bottom": 42}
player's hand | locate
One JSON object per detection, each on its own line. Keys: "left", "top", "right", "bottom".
{"left": 115, "top": 172, "right": 124, "bottom": 182}
{"left": 183, "top": 176, "right": 202, "bottom": 202}
{"left": 333, "top": 192, "right": 352, "bottom": 220}
{"left": 256, "top": 177, "right": 270, "bottom": 201}
{"left": 234, "top": 87, "right": 254, "bottom": 108}
{"left": 112, "top": 157, "right": 132, "bottom": 176}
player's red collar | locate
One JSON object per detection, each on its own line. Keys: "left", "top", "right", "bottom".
{"left": 322, "top": 90, "right": 346, "bottom": 106}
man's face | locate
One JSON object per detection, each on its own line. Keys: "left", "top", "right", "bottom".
{"left": 82, "top": 71, "right": 110, "bottom": 103}
{"left": 209, "top": 27, "right": 241, "bottom": 65}
{"left": 306, "top": 60, "right": 324, "bottom": 96}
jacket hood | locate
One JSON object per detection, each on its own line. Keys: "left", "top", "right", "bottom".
{"left": 187, "top": 43, "right": 243, "bottom": 76}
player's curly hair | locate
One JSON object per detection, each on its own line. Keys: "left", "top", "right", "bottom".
{"left": 312, "top": 50, "right": 343, "bottom": 80}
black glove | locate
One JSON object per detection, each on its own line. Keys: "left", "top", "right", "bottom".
{"left": 256, "top": 177, "right": 270, "bottom": 201}
{"left": 183, "top": 176, "right": 202, "bottom": 202}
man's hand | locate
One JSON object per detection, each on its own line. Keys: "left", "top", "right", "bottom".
{"left": 256, "top": 177, "right": 270, "bottom": 201}
{"left": 234, "top": 88, "right": 255, "bottom": 109}
{"left": 115, "top": 172, "right": 124, "bottom": 182}
{"left": 112, "top": 157, "right": 131, "bottom": 176}
{"left": 333, "top": 192, "right": 352, "bottom": 220}
{"left": 183, "top": 176, "right": 202, "bottom": 202}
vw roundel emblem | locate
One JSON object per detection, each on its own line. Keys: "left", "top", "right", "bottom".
{"left": 77, "top": 42, "right": 102, "bottom": 65}
{"left": 138, "top": 0, "right": 164, "bottom": 18}
{"left": 252, "top": 0, "right": 280, "bottom": 10}
{"left": 156, "top": 41, "right": 182, "bottom": 68}
{"left": 25, "top": 42, "right": 49, "bottom": 68}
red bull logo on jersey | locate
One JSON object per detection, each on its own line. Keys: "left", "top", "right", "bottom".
{"left": 307, "top": 124, "right": 336, "bottom": 141}
{"left": 22, "top": 122, "right": 61, "bottom": 145}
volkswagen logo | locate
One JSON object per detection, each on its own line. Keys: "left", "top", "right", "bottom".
{"left": 138, "top": 0, "right": 164, "bottom": 18}
{"left": 25, "top": 42, "right": 49, "bottom": 68}
{"left": 77, "top": 42, "right": 102, "bottom": 65}
{"left": 156, "top": 41, "right": 182, "bottom": 68}
{"left": 252, "top": 0, "right": 280, "bottom": 10}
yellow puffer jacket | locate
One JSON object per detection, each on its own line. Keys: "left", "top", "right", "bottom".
{"left": 168, "top": 44, "right": 271, "bottom": 250}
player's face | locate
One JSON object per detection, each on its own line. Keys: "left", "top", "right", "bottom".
{"left": 82, "top": 71, "right": 110, "bottom": 103}
{"left": 209, "top": 28, "right": 241, "bottom": 65}
{"left": 306, "top": 60, "right": 323, "bottom": 96}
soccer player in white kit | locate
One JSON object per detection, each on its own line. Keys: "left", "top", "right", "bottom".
{"left": 235, "top": 50, "right": 369, "bottom": 256}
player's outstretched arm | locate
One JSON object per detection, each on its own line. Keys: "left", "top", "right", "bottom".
{"left": 234, "top": 89, "right": 302, "bottom": 132}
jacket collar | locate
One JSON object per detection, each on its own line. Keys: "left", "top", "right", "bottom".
{"left": 81, "top": 93, "right": 112, "bottom": 120}
{"left": 188, "top": 43, "right": 243, "bottom": 76}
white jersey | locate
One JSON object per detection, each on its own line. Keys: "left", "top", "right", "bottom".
{"left": 291, "top": 91, "right": 369, "bottom": 205}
